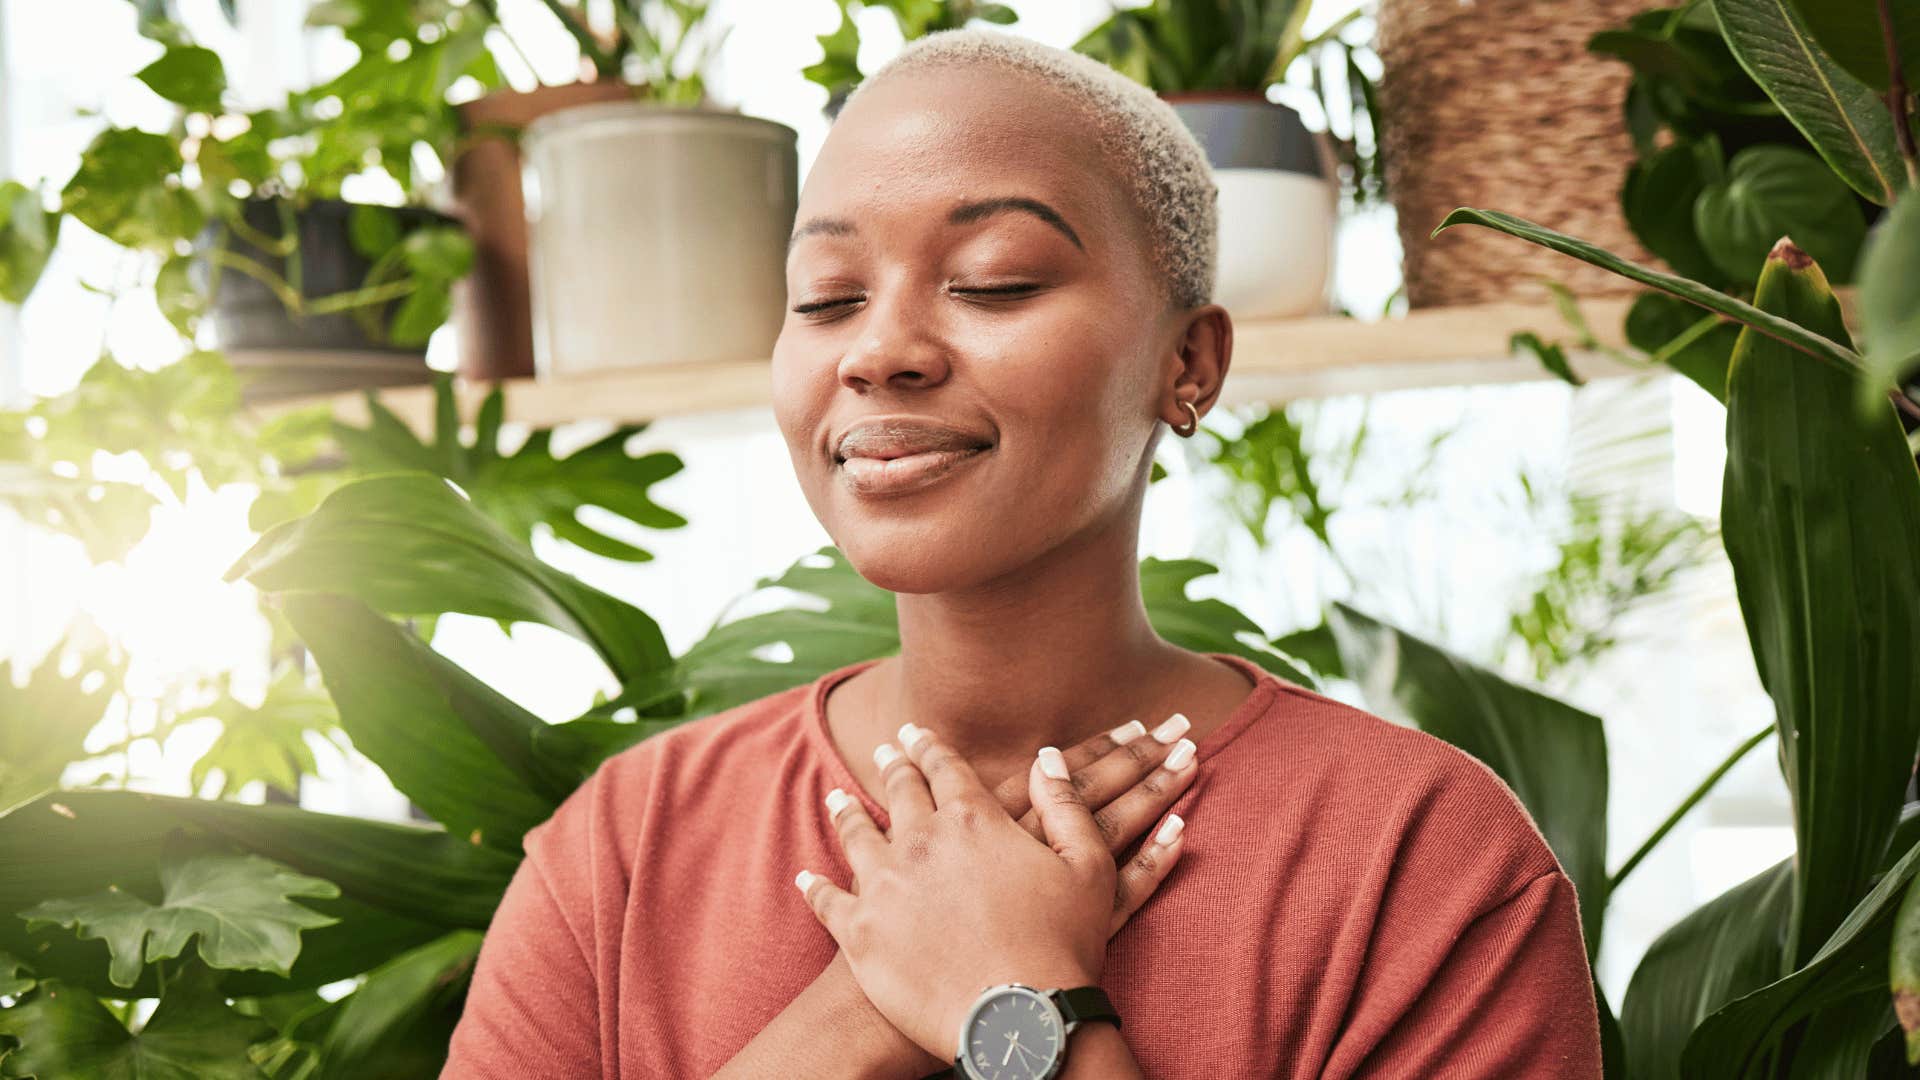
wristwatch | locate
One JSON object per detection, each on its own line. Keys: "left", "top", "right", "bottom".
{"left": 951, "top": 982, "right": 1122, "bottom": 1080}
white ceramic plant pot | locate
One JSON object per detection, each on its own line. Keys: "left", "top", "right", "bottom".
{"left": 521, "top": 103, "right": 799, "bottom": 377}
{"left": 1166, "top": 94, "right": 1336, "bottom": 319}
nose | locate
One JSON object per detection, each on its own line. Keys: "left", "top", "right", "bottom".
{"left": 836, "top": 287, "right": 951, "bottom": 393}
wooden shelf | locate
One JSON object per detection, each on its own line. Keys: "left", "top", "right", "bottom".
{"left": 247, "top": 297, "right": 1665, "bottom": 433}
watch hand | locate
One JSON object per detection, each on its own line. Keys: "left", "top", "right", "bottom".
{"left": 1003, "top": 1031, "right": 1020, "bottom": 1065}
{"left": 1012, "top": 1040, "right": 1050, "bottom": 1067}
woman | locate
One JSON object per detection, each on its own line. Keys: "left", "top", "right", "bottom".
{"left": 441, "top": 28, "right": 1602, "bottom": 1080}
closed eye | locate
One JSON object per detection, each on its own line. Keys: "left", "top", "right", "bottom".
{"left": 951, "top": 283, "right": 1040, "bottom": 301}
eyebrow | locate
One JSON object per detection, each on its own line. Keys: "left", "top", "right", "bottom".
{"left": 786, "top": 196, "right": 1085, "bottom": 254}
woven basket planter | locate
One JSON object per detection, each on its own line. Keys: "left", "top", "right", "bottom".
{"left": 1376, "top": 0, "right": 1656, "bottom": 307}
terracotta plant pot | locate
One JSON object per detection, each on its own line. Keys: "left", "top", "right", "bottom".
{"left": 449, "top": 81, "right": 635, "bottom": 381}
{"left": 1163, "top": 90, "right": 1338, "bottom": 319}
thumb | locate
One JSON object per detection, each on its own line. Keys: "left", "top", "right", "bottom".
{"left": 1029, "top": 746, "right": 1106, "bottom": 872}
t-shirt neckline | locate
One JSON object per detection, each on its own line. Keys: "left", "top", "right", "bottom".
{"left": 800, "top": 651, "right": 1284, "bottom": 827}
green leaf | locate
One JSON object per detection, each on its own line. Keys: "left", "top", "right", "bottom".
{"left": 1715, "top": 0, "right": 1908, "bottom": 206}
{"left": 398, "top": 226, "right": 472, "bottom": 282}
{"left": 153, "top": 255, "right": 204, "bottom": 338}
{"left": 1326, "top": 601, "right": 1610, "bottom": 957}
{"left": 346, "top": 203, "right": 399, "bottom": 259}
{"left": 227, "top": 472, "right": 672, "bottom": 685}
{"left": 1510, "top": 330, "right": 1585, "bottom": 386}
{"left": 0, "top": 951, "right": 34, "bottom": 998}
{"left": 384, "top": 281, "right": 448, "bottom": 347}
{"left": 278, "top": 593, "right": 573, "bottom": 852}
{"left": 1787, "top": 0, "right": 1920, "bottom": 92}
{"left": 1892, "top": 872, "right": 1920, "bottom": 1063}
{"left": 1140, "top": 558, "right": 1315, "bottom": 687}
{"left": 1692, "top": 145, "right": 1867, "bottom": 284}
{"left": 1858, "top": 187, "right": 1920, "bottom": 413}
{"left": 314, "top": 929, "right": 480, "bottom": 1079}
{"left": 134, "top": 44, "right": 227, "bottom": 113}
{"left": 1432, "top": 207, "right": 1865, "bottom": 378}
{"left": 180, "top": 666, "right": 344, "bottom": 800}
{"left": 59, "top": 128, "right": 202, "bottom": 253}
{"left": 1626, "top": 290, "right": 1743, "bottom": 403}
{"left": 0, "top": 633, "right": 121, "bottom": 817}
{"left": 1621, "top": 137, "right": 1725, "bottom": 283}
{"left": 18, "top": 835, "right": 339, "bottom": 989}
{"left": 0, "top": 961, "right": 276, "bottom": 1079}
{"left": 1683, "top": 831, "right": 1920, "bottom": 1074}
{"left": 1720, "top": 240, "right": 1920, "bottom": 969}
{"left": 0, "top": 182, "right": 58, "bottom": 304}
{"left": 802, "top": 1, "right": 863, "bottom": 96}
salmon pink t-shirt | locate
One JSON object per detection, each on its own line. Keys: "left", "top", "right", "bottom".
{"left": 440, "top": 651, "right": 1602, "bottom": 1078}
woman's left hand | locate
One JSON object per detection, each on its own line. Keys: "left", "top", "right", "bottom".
{"left": 795, "top": 721, "right": 1160, "bottom": 1061}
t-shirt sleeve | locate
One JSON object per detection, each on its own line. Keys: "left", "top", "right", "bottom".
{"left": 1350, "top": 870, "right": 1603, "bottom": 1078}
{"left": 440, "top": 760, "right": 630, "bottom": 1080}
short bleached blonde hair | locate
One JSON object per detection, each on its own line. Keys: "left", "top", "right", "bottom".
{"left": 845, "top": 27, "right": 1219, "bottom": 310}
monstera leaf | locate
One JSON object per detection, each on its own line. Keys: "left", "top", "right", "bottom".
{"left": 328, "top": 377, "right": 687, "bottom": 562}
{"left": 0, "top": 959, "right": 275, "bottom": 1080}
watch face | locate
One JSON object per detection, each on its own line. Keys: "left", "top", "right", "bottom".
{"left": 959, "top": 985, "right": 1064, "bottom": 1080}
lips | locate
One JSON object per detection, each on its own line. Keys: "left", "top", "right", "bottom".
{"left": 831, "top": 416, "right": 996, "bottom": 498}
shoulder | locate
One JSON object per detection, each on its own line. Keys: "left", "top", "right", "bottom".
{"left": 1229, "top": 675, "right": 1567, "bottom": 899}
{"left": 521, "top": 676, "right": 817, "bottom": 865}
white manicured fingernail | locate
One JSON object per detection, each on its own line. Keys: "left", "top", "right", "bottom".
{"left": 898, "top": 722, "right": 927, "bottom": 750}
{"left": 794, "top": 869, "right": 816, "bottom": 892}
{"left": 1038, "top": 746, "right": 1069, "bottom": 781}
{"left": 1165, "top": 738, "right": 1196, "bottom": 771}
{"left": 1109, "top": 719, "right": 1146, "bottom": 744}
{"left": 825, "top": 788, "right": 851, "bottom": 817}
{"left": 1152, "top": 713, "right": 1190, "bottom": 744}
{"left": 1155, "top": 813, "right": 1184, "bottom": 846}
{"left": 874, "top": 743, "right": 902, "bottom": 770}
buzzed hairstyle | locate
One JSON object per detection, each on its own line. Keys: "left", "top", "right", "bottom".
{"left": 845, "top": 28, "right": 1219, "bottom": 311}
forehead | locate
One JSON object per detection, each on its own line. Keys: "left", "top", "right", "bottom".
{"left": 796, "top": 65, "right": 1137, "bottom": 250}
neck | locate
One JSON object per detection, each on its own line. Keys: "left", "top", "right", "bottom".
{"left": 867, "top": 506, "right": 1183, "bottom": 770}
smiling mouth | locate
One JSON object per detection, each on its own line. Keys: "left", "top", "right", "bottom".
{"left": 835, "top": 445, "right": 992, "bottom": 496}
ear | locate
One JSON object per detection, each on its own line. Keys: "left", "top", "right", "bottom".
{"left": 1162, "top": 303, "right": 1233, "bottom": 428}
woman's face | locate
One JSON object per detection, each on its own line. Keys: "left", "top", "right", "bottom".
{"left": 772, "top": 65, "right": 1182, "bottom": 594}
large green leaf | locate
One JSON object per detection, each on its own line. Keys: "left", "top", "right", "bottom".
{"left": 0, "top": 960, "right": 275, "bottom": 1080}
{"left": 17, "top": 835, "right": 338, "bottom": 990}
{"left": 58, "top": 128, "right": 202, "bottom": 253}
{"left": 1141, "top": 558, "right": 1314, "bottom": 686}
{"left": 1432, "top": 208, "right": 1864, "bottom": 378}
{"left": 0, "top": 635, "right": 120, "bottom": 817}
{"left": 134, "top": 44, "right": 227, "bottom": 113}
{"left": 314, "top": 930, "right": 479, "bottom": 1080}
{"left": 1787, "top": 0, "right": 1920, "bottom": 92}
{"left": 1720, "top": 241, "right": 1920, "bottom": 969}
{"left": 1622, "top": 136, "right": 1726, "bottom": 283}
{"left": 227, "top": 472, "right": 671, "bottom": 685}
{"left": 1692, "top": 145, "right": 1867, "bottom": 284}
{"left": 1324, "top": 601, "right": 1610, "bottom": 957}
{"left": 1683, "top": 832, "right": 1920, "bottom": 1075}
{"left": 0, "top": 952, "right": 34, "bottom": 998}
{"left": 0, "top": 181, "right": 58, "bottom": 304}
{"left": 1891, "top": 868, "right": 1920, "bottom": 1062}
{"left": 1858, "top": 188, "right": 1920, "bottom": 414}
{"left": 1716, "top": 0, "right": 1908, "bottom": 206}
{"left": 278, "top": 593, "right": 572, "bottom": 852}
{"left": 329, "top": 378, "right": 688, "bottom": 563}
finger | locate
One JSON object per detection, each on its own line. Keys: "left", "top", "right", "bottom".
{"left": 794, "top": 868, "right": 856, "bottom": 944}
{"left": 1108, "top": 812, "right": 1186, "bottom": 938}
{"left": 899, "top": 723, "right": 994, "bottom": 813}
{"left": 1015, "top": 726, "right": 1191, "bottom": 849}
{"left": 993, "top": 717, "right": 1151, "bottom": 821}
{"left": 824, "top": 786, "right": 886, "bottom": 877}
{"left": 874, "top": 740, "right": 934, "bottom": 828}
{"left": 1029, "top": 746, "right": 1108, "bottom": 871}
{"left": 1074, "top": 736, "right": 1198, "bottom": 854}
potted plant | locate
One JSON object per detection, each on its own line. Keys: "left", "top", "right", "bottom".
{"left": 1073, "top": 0, "right": 1343, "bottom": 320}
{"left": 2, "top": 6, "right": 491, "bottom": 401}
{"left": 514, "top": 1, "right": 801, "bottom": 378}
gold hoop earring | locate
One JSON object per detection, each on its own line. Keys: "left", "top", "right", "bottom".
{"left": 1173, "top": 399, "right": 1200, "bottom": 438}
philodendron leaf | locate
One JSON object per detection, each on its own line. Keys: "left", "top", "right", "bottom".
{"left": 1715, "top": 0, "right": 1907, "bottom": 206}
{"left": 0, "top": 632, "right": 121, "bottom": 817}
{"left": 1140, "top": 558, "right": 1315, "bottom": 687}
{"left": 1325, "top": 601, "right": 1609, "bottom": 957}
{"left": 180, "top": 664, "right": 345, "bottom": 800}
{"left": 134, "top": 44, "right": 227, "bottom": 113}
{"left": 330, "top": 378, "right": 688, "bottom": 564}
{"left": 1858, "top": 187, "right": 1920, "bottom": 416}
{"left": 227, "top": 472, "right": 672, "bottom": 686}
{"left": 1692, "top": 146, "right": 1867, "bottom": 284}
{"left": 315, "top": 929, "right": 482, "bottom": 1080}
{"left": 18, "top": 835, "right": 340, "bottom": 989}
{"left": 1432, "top": 208, "right": 1864, "bottom": 378}
{"left": 1721, "top": 240, "right": 1920, "bottom": 972}
{"left": 0, "top": 951, "right": 33, "bottom": 998}
{"left": 0, "top": 960, "right": 275, "bottom": 1079}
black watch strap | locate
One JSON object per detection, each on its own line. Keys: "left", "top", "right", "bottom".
{"left": 1053, "top": 985, "right": 1121, "bottom": 1030}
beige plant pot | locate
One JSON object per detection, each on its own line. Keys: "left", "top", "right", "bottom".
{"left": 521, "top": 103, "right": 799, "bottom": 378}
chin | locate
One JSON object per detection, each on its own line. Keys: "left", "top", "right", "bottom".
{"left": 827, "top": 522, "right": 1001, "bottom": 596}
